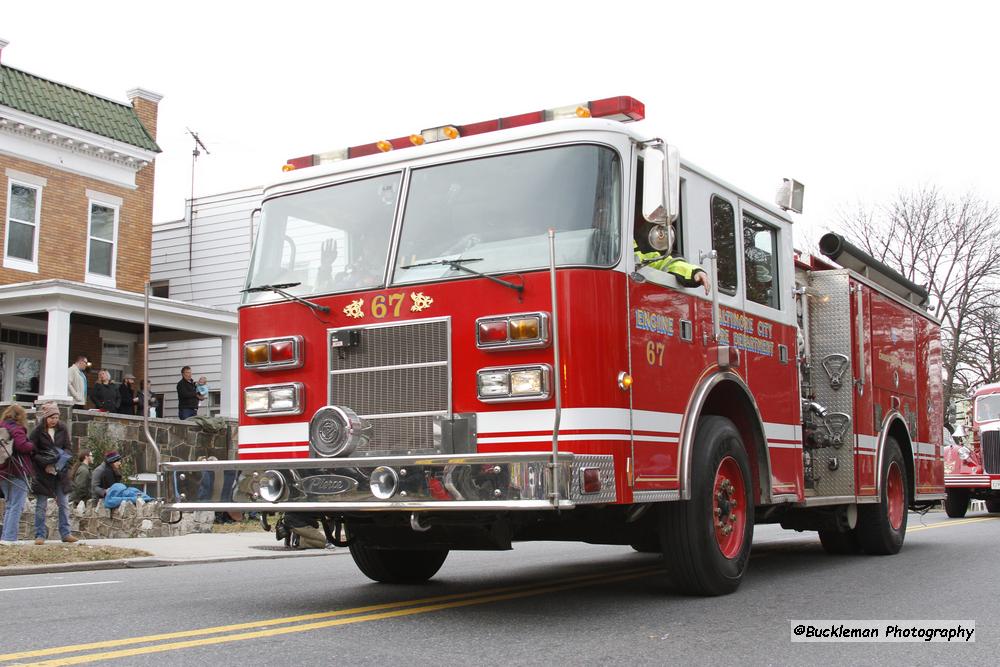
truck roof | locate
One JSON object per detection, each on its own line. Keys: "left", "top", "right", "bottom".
{"left": 264, "top": 117, "right": 795, "bottom": 224}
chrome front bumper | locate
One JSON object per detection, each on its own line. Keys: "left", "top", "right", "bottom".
{"left": 160, "top": 452, "right": 615, "bottom": 512}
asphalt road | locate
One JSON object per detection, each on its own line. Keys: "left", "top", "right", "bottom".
{"left": 1, "top": 511, "right": 996, "bottom": 666}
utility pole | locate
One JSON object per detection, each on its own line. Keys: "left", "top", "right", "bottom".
{"left": 186, "top": 129, "right": 210, "bottom": 271}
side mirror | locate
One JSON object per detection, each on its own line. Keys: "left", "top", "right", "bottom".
{"left": 641, "top": 141, "right": 680, "bottom": 224}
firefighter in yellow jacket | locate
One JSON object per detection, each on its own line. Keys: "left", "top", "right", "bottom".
{"left": 633, "top": 240, "right": 711, "bottom": 294}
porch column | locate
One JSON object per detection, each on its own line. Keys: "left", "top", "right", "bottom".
{"left": 220, "top": 334, "right": 239, "bottom": 418}
{"left": 38, "top": 307, "right": 73, "bottom": 402}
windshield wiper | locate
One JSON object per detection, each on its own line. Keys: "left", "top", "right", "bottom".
{"left": 400, "top": 258, "right": 524, "bottom": 295}
{"left": 242, "top": 282, "right": 331, "bottom": 314}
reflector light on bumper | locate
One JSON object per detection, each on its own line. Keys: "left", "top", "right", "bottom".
{"left": 477, "top": 364, "right": 551, "bottom": 402}
{"left": 244, "top": 383, "right": 304, "bottom": 417}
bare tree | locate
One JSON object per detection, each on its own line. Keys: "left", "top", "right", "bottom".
{"left": 838, "top": 187, "right": 1000, "bottom": 405}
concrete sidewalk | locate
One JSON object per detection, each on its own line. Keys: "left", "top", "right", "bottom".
{"left": 0, "top": 530, "right": 344, "bottom": 577}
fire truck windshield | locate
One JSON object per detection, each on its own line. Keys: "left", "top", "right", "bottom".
{"left": 392, "top": 144, "right": 621, "bottom": 284}
{"left": 244, "top": 173, "right": 402, "bottom": 303}
{"left": 244, "top": 144, "right": 621, "bottom": 304}
{"left": 975, "top": 394, "right": 1000, "bottom": 423}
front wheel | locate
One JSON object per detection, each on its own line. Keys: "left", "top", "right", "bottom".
{"left": 945, "top": 489, "right": 970, "bottom": 518}
{"left": 349, "top": 543, "right": 449, "bottom": 584}
{"left": 660, "top": 416, "right": 754, "bottom": 596}
{"left": 856, "top": 438, "right": 908, "bottom": 555}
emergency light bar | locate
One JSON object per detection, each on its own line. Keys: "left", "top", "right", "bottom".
{"left": 283, "top": 95, "right": 645, "bottom": 171}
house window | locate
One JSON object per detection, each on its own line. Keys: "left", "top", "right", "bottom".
{"left": 150, "top": 280, "right": 170, "bottom": 298}
{"left": 208, "top": 389, "right": 221, "bottom": 417}
{"left": 4, "top": 181, "right": 42, "bottom": 272}
{"left": 86, "top": 200, "right": 119, "bottom": 285}
{"left": 101, "top": 339, "right": 132, "bottom": 382}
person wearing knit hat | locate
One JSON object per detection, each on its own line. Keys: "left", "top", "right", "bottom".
{"left": 29, "top": 402, "right": 78, "bottom": 544}
{"left": 90, "top": 450, "right": 124, "bottom": 499}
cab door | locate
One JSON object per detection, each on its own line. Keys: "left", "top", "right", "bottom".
{"left": 628, "top": 186, "right": 745, "bottom": 492}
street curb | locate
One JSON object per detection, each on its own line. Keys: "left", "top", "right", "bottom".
{"left": 0, "top": 548, "right": 346, "bottom": 577}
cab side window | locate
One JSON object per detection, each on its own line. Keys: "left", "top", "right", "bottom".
{"left": 710, "top": 195, "right": 737, "bottom": 295}
{"left": 743, "top": 212, "right": 780, "bottom": 309}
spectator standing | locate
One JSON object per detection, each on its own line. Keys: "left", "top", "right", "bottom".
{"left": 138, "top": 381, "right": 159, "bottom": 418}
{"left": 67, "top": 355, "right": 89, "bottom": 408}
{"left": 29, "top": 403, "right": 77, "bottom": 544}
{"left": 69, "top": 450, "right": 94, "bottom": 503}
{"left": 90, "top": 451, "right": 124, "bottom": 500}
{"left": 176, "top": 366, "right": 204, "bottom": 420}
{"left": 117, "top": 374, "right": 139, "bottom": 416}
{"left": 92, "top": 370, "right": 119, "bottom": 412}
{"left": 0, "top": 404, "right": 34, "bottom": 545}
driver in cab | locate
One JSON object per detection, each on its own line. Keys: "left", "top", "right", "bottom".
{"left": 634, "top": 222, "right": 710, "bottom": 294}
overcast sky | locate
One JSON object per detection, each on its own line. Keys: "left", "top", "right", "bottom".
{"left": 5, "top": 1, "right": 998, "bottom": 250}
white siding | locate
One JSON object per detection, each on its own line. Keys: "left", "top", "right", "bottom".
{"left": 150, "top": 187, "right": 262, "bottom": 416}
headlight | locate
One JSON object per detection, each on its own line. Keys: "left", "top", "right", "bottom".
{"left": 257, "top": 470, "right": 287, "bottom": 502}
{"left": 958, "top": 446, "right": 972, "bottom": 461}
{"left": 477, "top": 371, "right": 510, "bottom": 397}
{"left": 477, "top": 365, "right": 551, "bottom": 402}
{"left": 244, "top": 383, "right": 304, "bottom": 416}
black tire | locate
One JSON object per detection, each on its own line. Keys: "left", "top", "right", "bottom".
{"left": 660, "top": 416, "right": 754, "bottom": 596}
{"left": 857, "top": 438, "right": 908, "bottom": 555}
{"left": 349, "top": 543, "right": 449, "bottom": 584}
{"left": 985, "top": 498, "right": 1000, "bottom": 514}
{"left": 818, "top": 528, "right": 862, "bottom": 555}
{"left": 945, "top": 489, "right": 970, "bottom": 518}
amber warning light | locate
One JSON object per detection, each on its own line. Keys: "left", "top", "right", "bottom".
{"left": 282, "top": 96, "right": 645, "bottom": 171}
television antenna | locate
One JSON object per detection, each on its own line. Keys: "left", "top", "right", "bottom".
{"left": 186, "top": 129, "right": 210, "bottom": 270}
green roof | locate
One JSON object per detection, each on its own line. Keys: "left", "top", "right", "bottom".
{"left": 0, "top": 65, "right": 160, "bottom": 152}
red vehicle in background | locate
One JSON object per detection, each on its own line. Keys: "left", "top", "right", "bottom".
{"left": 159, "top": 96, "right": 945, "bottom": 596}
{"left": 944, "top": 382, "right": 1000, "bottom": 516}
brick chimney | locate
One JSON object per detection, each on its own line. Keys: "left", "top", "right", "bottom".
{"left": 126, "top": 87, "right": 163, "bottom": 141}
{"left": 0, "top": 39, "right": 9, "bottom": 64}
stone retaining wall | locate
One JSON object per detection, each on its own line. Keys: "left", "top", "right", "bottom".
{"left": 1, "top": 497, "right": 215, "bottom": 539}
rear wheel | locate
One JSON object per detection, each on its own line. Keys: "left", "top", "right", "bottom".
{"left": 660, "top": 416, "right": 754, "bottom": 596}
{"left": 349, "top": 543, "right": 449, "bottom": 584}
{"left": 944, "top": 489, "right": 970, "bottom": 518}
{"left": 985, "top": 498, "right": 1000, "bottom": 514}
{"left": 857, "top": 438, "right": 907, "bottom": 555}
{"left": 818, "top": 528, "right": 862, "bottom": 554}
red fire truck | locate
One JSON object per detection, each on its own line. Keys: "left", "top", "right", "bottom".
{"left": 161, "top": 96, "right": 945, "bottom": 595}
{"left": 943, "top": 382, "right": 1000, "bottom": 517}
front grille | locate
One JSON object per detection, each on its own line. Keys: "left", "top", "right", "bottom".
{"left": 983, "top": 430, "right": 1000, "bottom": 474}
{"left": 329, "top": 319, "right": 449, "bottom": 455}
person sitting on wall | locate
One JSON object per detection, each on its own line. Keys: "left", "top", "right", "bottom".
{"left": 69, "top": 450, "right": 94, "bottom": 503}
{"left": 90, "top": 451, "right": 124, "bottom": 500}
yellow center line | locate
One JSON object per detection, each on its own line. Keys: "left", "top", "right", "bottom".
{"left": 909, "top": 516, "right": 999, "bottom": 532}
{"left": 1, "top": 565, "right": 660, "bottom": 663}
{"left": 19, "top": 568, "right": 658, "bottom": 666}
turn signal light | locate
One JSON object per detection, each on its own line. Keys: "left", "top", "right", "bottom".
{"left": 376, "top": 140, "right": 393, "bottom": 153}
{"left": 478, "top": 320, "right": 508, "bottom": 344}
{"left": 508, "top": 316, "right": 540, "bottom": 340}
{"left": 281, "top": 164, "right": 296, "bottom": 172}
{"left": 244, "top": 343, "right": 269, "bottom": 366}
